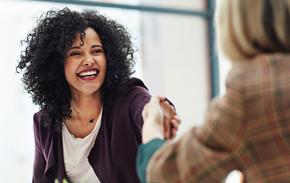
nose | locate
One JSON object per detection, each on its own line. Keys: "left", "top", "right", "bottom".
{"left": 83, "top": 54, "right": 96, "bottom": 66}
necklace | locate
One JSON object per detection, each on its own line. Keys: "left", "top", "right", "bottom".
{"left": 71, "top": 103, "right": 98, "bottom": 124}
{"left": 89, "top": 118, "right": 95, "bottom": 123}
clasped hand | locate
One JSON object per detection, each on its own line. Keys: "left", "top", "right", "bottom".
{"left": 142, "top": 96, "right": 181, "bottom": 143}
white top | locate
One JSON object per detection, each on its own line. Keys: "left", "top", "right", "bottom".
{"left": 62, "top": 109, "right": 102, "bottom": 183}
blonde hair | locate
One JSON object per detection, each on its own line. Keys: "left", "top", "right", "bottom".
{"left": 216, "top": 0, "right": 290, "bottom": 61}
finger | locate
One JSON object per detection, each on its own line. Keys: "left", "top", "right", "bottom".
{"left": 171, "top": 129, "right": 177, "bottom": 138}
{"left": 170, "top": 120, "right": 179, "bottom": 130}
{"left": 161, "top": 99, "right": 175, "bottom": 111}
{"left": 168, "top": 126, "right": 177, "bottom": 139}
{"left": 162, "top": 100, "right": 170, "bottom": 106}
{"left": 169, "top": 117, "right": 180, "bottom": 139}
{"left": 163, "top": 118, "right": 170, "bottom": 139}
{"left": 160, "top": 102, "right": 176, "bottom": 117}
{"left": 173, "top": 115, "right": 181, "bottom": 124}
{"left": 156, "top": 96, "right": 166, "bottom": 102}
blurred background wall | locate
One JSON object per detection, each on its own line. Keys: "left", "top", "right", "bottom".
{"left": 0, "top": 0, "right": 233, "bottom": 182}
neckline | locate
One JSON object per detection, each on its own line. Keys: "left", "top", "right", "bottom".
{"left": 63, "top": 108, "right": 103, "bottom": 141}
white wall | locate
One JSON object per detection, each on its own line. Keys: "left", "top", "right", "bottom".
{"left": 140, "top": 0, "right": 210, "bottom": 135}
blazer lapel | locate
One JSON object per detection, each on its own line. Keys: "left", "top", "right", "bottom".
{"left": 44, "top": 129, "right": 67, "bottom": 182}
{"left": 44, "top": 132, "right": 57, "bottom": 182}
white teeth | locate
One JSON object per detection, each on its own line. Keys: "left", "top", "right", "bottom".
{"left": 79, "top": 70, "right": 97, "bottom": 77}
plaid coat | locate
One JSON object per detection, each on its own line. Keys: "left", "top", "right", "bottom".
{"left": 146, "top": 54, "right": 290, "bottom": 183}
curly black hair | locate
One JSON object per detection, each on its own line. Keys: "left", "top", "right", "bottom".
{"left": 17, "top": 8, "right": 135, "bottom": 130}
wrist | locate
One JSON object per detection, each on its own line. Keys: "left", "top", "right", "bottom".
{"left": 142, "top": 122, "right": 163, "bottom": 143}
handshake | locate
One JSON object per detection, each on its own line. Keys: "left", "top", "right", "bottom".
{"left": 142, "top": 96, "right": 181, "bottom": 143}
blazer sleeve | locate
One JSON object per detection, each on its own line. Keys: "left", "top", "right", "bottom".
{"left": 128, "top": 85, "right": 151, "bottom": 137}
{"left": 32, "top": 112, "right": 47, "bottom": 183}
{"left": 145, "top": 71, "right": 247, "bottom": 183}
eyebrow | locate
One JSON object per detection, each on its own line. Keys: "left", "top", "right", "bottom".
{"left": 69, "top": 44, "right": 103, "bottom": 50}
{"left": 92, "top": 45, "right": 103, "bottom": 49}
{"left": 69, "top": 46, "right": 81, "bottom": 50}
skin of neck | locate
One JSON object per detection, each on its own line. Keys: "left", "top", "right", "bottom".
{"left": 70, "top": 91, "right": 103, "bottom": 124}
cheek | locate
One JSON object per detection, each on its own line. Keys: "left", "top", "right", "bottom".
{"left": 64, "top": 68, "right": 70, "bottom": 82}
{"left": 103, "top": 62, "right": 107, "bottom": 75}
{"left": 100, "top": 58, "right": 107, "bottom": 76}
{"left": 103, "top": 58, "right": 107, "bottom": 74}
{"left": 64, "top": 61, "right": 77, "bottom": 81}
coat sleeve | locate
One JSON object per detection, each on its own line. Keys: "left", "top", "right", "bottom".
{"left": 32, "top": 112, "right": 48, "bottom": 183}
{"left": 145, "top": 72, "right": 247, "bottom": 183}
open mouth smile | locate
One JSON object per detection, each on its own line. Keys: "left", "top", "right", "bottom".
{"left": 77, "top": 69, "right": 99, "bottom": 80}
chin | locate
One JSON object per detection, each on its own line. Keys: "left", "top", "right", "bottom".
{"left": 78, "top": 85, "right": 101, "bottom": 95}
{"left": 86, "top": 89, "right": 101, "bottom": 96}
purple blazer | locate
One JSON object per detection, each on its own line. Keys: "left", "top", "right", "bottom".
{"left": 32, "top": 78, "right": 151, "bottom": 183}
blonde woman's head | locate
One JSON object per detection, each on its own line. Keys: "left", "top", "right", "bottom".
{"left": 216, "top": 0, "right": 290, "bottom": 61}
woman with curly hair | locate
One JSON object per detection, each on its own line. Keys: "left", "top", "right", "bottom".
{"left": 17, "top": 8, "right": 179, "bottom": 183}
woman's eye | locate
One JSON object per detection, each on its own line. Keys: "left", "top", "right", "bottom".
{"left": 69, "top": 51, "right": 80, "bottom": 56}
{"left": 93, "top": 49, "right": 103, "bottom": 54}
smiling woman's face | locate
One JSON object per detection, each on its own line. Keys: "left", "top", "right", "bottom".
{"left": 64, "top": 27, "right": 107, "bottom": 97}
